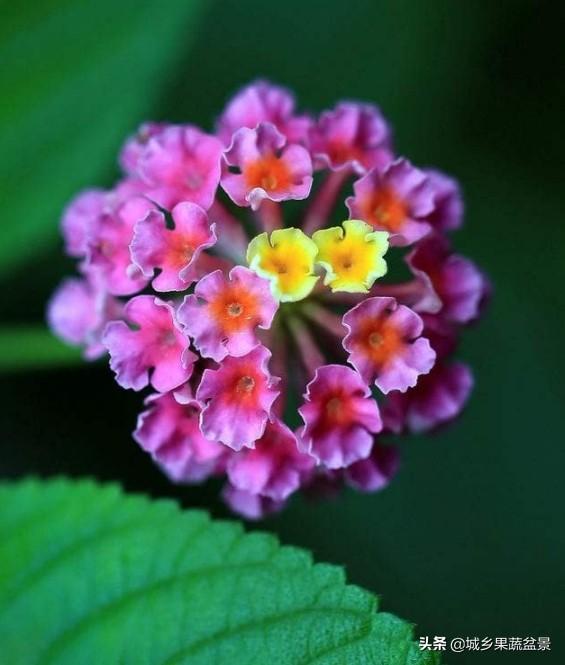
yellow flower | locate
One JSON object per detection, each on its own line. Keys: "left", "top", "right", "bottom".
{"left": 313, "top": 220, "right": 389, "bottom": 293}
{"left": 247, "top": 228, "right": 319, "bottom": 302}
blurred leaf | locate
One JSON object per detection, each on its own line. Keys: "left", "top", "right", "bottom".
{"left": 0, "top": 327, "right": 82, "bottom": 372}
{"left": 0, "top": 478, "right": 439, "bottom": 664}
{"left": 0, "top": 0, "right": 206, "bottom": 281}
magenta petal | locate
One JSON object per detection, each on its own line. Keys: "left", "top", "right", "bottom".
{"left": 61, "top": 189, "right": 106, "bottom": 257}
{"left": 342, "top": 297, "right": 436, "bottom": 394}
{"left": 309, "top": 102, "right": 393, "bottom": 173}
{"left": 196, "top": 346, "right": 280, "bottom": 450}
{"left": 84, "top": 195, "right": 155, "bottom": 296}
{"left": 217, "top": 80, "right": 312, "bottom": 146}
{"left": 383, "top": 361, "right": 474, "bottom": 433}
{"left": 226, "top": 418, "right": 314, "bottom": 501}
{"left": 346, "top": 158, "right": 435, "bottom": 246}
{"left": 345, "top": 442, "right": 400, "bottom": 492}
{"left": 298, "top": 364, "right": 382, "bottom": 469}
{"left": 420, "top": 313, "right": 458, "bottom": 359}
{"left": 221, "top": 123, "right": 313, "bottom": 209}
{"left": 138, "top": 125, "right": 223, "bottom": 210}
{"left": 424, "top": 169, "right": 464, "bottom": 231}
{"left": 103, "top": 296, "right": 194, "bottom": 392}
{"left": 134, "top": 391, "right": 226, "bottom": 483}
{"left": 177, "top": 266, "right": 278, "bottom": 362}
{"left": 407, "top": 235, "right": 488, "bottom": 323}
{"left": 47, "top": 277, "right": 122, "bottom": 359}
{"left": 119, "top": 122, "right": 169, "bottom": 176}
{"left": 222, "top": 484, "right": 284, "bottom": 520}
{"left": 131, "top": 202, "right": 216, "bottom": 292}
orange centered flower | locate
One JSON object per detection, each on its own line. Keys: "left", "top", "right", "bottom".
{"left": 359, "top": 317, "right": 403, "bottom": 367}
{"left": 225, "top": 369, "right": 261, "bottom": 406}
{"left": 170, "top": 236, "right": 196, "bottom": 268}
{"left": 209, "top": 284, "right": 260, "bottom": 334}
{"left": 327, "top": 140, "right": 364, "bottom": 166}
{"left": 244, "top": 153, "right": 292, "bottom": 192}
{"left": 323, "top": 394, "right": 353, "bottom": 427}
{"left": 362, "top": 186, "right": 407, "bottom": 232}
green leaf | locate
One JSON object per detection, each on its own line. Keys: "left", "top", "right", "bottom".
{"left": 0, "top": 478, "right": 439, "bottom": 664}
{"left": 0, "top": 327, "right": 83, "bottom": 372}
{"left": 0, "top": 0, "right": 206, "bottom": 281}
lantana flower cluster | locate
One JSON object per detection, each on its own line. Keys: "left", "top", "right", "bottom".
{"left": 49, "top": 81, "right": 487, "bottom": 518}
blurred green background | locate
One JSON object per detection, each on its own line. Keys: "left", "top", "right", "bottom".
{"left": 1, "top": 1, "right": 564, "bottom": 662}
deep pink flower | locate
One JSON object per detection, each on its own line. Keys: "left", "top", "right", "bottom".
{"left": 221, "top": 122, "right": 313, "bottom": 209}
{"left": 420, "top": 313, "right": 458, "bottom": 359}
{"left": 83, "top": 195, "right": 155, "bottom": 295}
{"left": 345, "top": 442, "right": 400, "bottom": 493}
{"left": 61, "top": 189, "right": 106, "bottom": 258}
{"left": 120, "top": 122, "right": 168, "bottom": 175}
{"left": 407, "top": 234, "right": 487, "bottom": 323}
{"left": 196, "top": 345, "right": 280, "bottom": 451}
{"left": 217, "top": 80, "right": 311, "bottom": 146}
{"left": 309, "top": 102, "right": 393, "bottom": 173}
{"left": 222, "top": 484, "right": 283, "bottom": 520}
{"left": 298, "top": 364, "right": 383, "bottom": 468}
{"left": 226, "top": 418, "right": 314, "bottom": 501}
{"left": 47, "top": 277, "right": 122, "bottom": 359}
{"left": 134, "top": 390, "right": 226, "bottom": 483}
{"left": 103, "top": 295, "right": 195, "bottom": 392}
{"left": 130, "top": 202, "right": 216, "bottom": 292}
{"left": 178, "top": 266, "right": 277, "bottom": 361}
{"left": 342, "top": 296, "right": 436, "bottom": 394}
{"left": 384, "top": 361, "right": 473, "bottom": 433}
{"left": 137, "top": 125, "right": 224, "bottom": 210}
{"left": 424, "top": 169, "right": 463, "bottom": 231}
{"left": 346, "top": 159, "right": 435, "bottom": 246}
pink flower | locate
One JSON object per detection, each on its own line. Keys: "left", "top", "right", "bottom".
{"left": 221, "top": 122, "right": 313, "bottom": 209}
{"left": 222, "top": 484, "right": 283, "bottom": 520}
{"left": 342, "top": 296, "right": 436, "bottom": 394}
{"left": 103, "top": 295, "right": 195, "bottom": 392}
{"left": 130, "top": 202, "right": 216, "bottom": 292}
{"left": 119, "top": 122, "right": 168, "bottom": 175}
{"left": 384, "top": 361, "right": 473, "bottom": 433}
{"left": 84, "top": 195, "right": 155, "bottom": 295}
{"left": 345, "top": 442, "right": 400, "bottom": 493}
{"left": 196, "top": 346, "right": 280, "bottom": 451}
{"left": 346, "top": 159, "right": 435, "bottom": 246}
{"left": 134, "top": 390, "right": 226, "bottom": 483}
{"left": 407, "top": 234, "right": 487, "bottom": 323}
{"left": 137, "top": 125, "right": 224, "bottom": 210}
{"left": 226, "top": 418, "right": 314, "bottom": 501}
{"left": 178, "top": 266, "right": 277, "bottom": 361}
{"left": 61, "top": 189, "right": 106, "bottom": 257}
{"left": 309, "top": 102, "right": 393, "bottom": 173}
{"left": 420, "top": 313, "right": 458, "bottom": 359}
{"left": 424, "top": 169, "right": 463, "bottom": 231}
{"left": 47, "top": 277, "right": 122, "bottom": 359}
{"left": 217, "top": 80, "right": 312, "bottom": 146}
{"left": 298, "top": 364, "right": 383, "bottom": 468}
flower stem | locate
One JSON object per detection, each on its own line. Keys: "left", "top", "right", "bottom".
{"left": 209, "top": 201, "right": 248, "bottom": 262}
{"left": 286, "top": 316, "right": 325, "bottom": 378}
{"left": 302, "top": 170, "right": 350, "bottom": 234}
{"left": 301, "top": 303, "right": 345, "bottom": 338}
{"left": 256, "top": 200, "right": 283, "bottom": 232}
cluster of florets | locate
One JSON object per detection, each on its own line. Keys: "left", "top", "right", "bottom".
{"left": 48, "top": 80, "right": 488, "bottom": 518}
